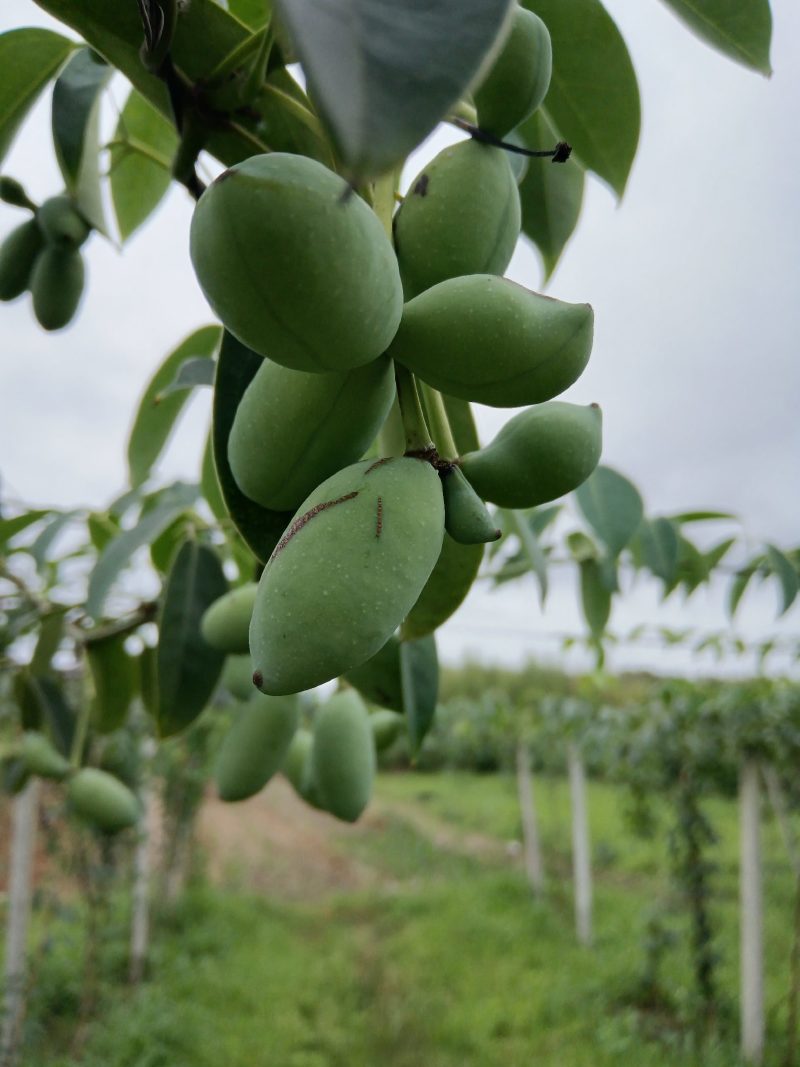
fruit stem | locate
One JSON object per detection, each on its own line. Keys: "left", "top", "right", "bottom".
{"left": 450, "top": 117, "right": 572, "bottom": 162}
{"left": 69, "top": 684, "right": 92, "bottom": 769}
{"left": 395, "top": 365, "right": 433, "bottom": 453}
{"left": 420, "top": 384, "right": 458, "bottom": 460}
{"left": 372, "top": 169, "right": 401, "bottom": 242}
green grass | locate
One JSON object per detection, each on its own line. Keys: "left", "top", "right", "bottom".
{"left": 20, "top": 772, "right": 799, "bottom": 1066}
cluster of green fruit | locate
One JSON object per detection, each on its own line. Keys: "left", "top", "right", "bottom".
{"left": 191, "top": 4, "right": 601, "bottom": 719}
{"left": 0, "top": 183, "right": 89, "bottom": 330}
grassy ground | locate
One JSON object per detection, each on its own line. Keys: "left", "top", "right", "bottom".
{"left": 16, "top": 771, "right": 799, "bottom": 1066}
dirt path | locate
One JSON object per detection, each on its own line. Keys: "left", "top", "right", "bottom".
{"left": 198, "top": 777, "right": 518, "bottom": 902}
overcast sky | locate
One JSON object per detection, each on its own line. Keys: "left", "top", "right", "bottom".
{"left": 1, "top": 0, "right": 798, "bottom": 678}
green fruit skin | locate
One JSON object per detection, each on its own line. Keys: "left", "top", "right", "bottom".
{"left": 442, "top": 466, "right": 501, "bottom": 545}
{"left": 221, "top": 654, "right": 256, "bottom": 701}
{"left": 370, "top": 709, "right": 404, "bottom": 752}
{"left": 460, "top": 401, "right": 603, "bottom": 508}
{"left": 67, "top": 768, "right": 140, "bottom": 833}
{"left": 394, "top": 140, "right": 521, "bottom": 299}
{"left": 345, "top": 635, "right": 403, "bottom": 712}
{"left": 190, "top": 153, "right": 403, "bottom": 372}
{"left": 37, "top": 195, "right": 90, "bottom": 248}
{"left": 0, "top": 219, "right": 45, "bottom": 301}
{"left": 229, "top": 355, "right": 396, "bottom": 511}
{"left": 215, "top": 693, "right": 299, "bottom": 802}
{"left": 19, "top": 732, "right": 70, "bottom": 780}
{"left": 473, "top": 6, "right": 552, "bottom": 137}
{"left": 403, "top": 535, "right": 483, "bottom": 640}
{"left": 311, "top": 691, "right": 375, "bottom": 822}
{"left": 200, "top": 583, "right": 258, "bottom": 655}
{"left": 30, "top": 247, "right": 85, "bottom": 331}
{"left": 250, "top": 457, "right": 445, "bottom": 695}
{"left": 387, "top": 275, "right": 593, "bottom": 408}
{"left": 282, "top": 727, "right": 319, "bottom": 805}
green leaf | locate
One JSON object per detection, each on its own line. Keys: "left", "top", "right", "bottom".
{"left": 0, "top": 28, "right": 74, "bottom": 167}
{"left": 728, "top": 565, "right": 756, "bottom": 618}
{"left": 213, "top": 331, "right": 293, "bottom": 561}
{"left": 51, "top": 47, "right": 112, "bottom": 207}
{"left": 575, "top": 466, "right": 644, "bottom": 557}
{"left": 30, "top": 611, "right": 66, "bottom": 676}
{"left": 524, "top": 0, "right": 640, "bottom": 197}
{"left": 636, "top": 517, "right": 680, "bottom": 585}
{"left": 517, "top": 107, "right": 585, "bottom": 278}
{"left": 579, "top": 559, "right": 611, "bottom": 639}
{"left": 273, "top": 0, "right": 512, "bottom": 176}
{"left": 670, "top": 509, "right": 737, "bottom": 524}
{"left": 139, "top": 645, "right": 158, "bottom": 717}
{"left": 508, "top": 509, "right": 548, "bottom": 605}
{"left": 87, "top": 634, "right": 137, "bottom": 734}
{"left": 765, "top": 544, "right": 799, "bottom": 617}
{"left": 110, "top": 89, "right": 178, "bottom": 243}
{"left": 399, "top": 634, "right": 439, "bottom": 754}
{"left": 87, "top": 482, "right": 199, "bottom": 619}
{"left": 127, "top": 326, "right": 221, "bottom": 488}
{"left": 201, "top": 430, "right": 227, "bottom": 523}
{"left": 87, "top": 511, "right": 120, "bottom": 552}
{"left": 149, "top": 512, "right": 196, "bottom": 574}
{"left": 0, "top": 510, "right": 51, "bottom": 547}
{"left": 29, "top": 511, "right": 77, "bottom": 573}
{"left": 567, "top": 530, "right": 599, "bottom": 563}
{"left": 659, "top": 0, "right": 772, "bottom": 74}
{"left": 156, "top": 356, "right": 216, "bottom": 400}
{"left": 15, "top": 673, "right": 75, "bottom": 756}
{"left": 156, "top": 539, "right": 227, "bottom": 737}
{"left": 227, "top": 0, "right": 272, "bottom": 30}
{"left": 704, "top": 536, "right": 735, "bottom": 570}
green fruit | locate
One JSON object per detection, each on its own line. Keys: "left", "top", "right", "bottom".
{"left": 0, "top": 219, "right": 44, "bottom": 301}
{"left": 442, "top": 466, "right": 501, "bottom": 545}
{"left": 19, "top": 732, "right": 70, "bottom": 780}
{"left": 221, "top": 654, "right": 256, "bottom": 700}
{"left": 311, "top": 690, "right": 375, "bottom": 822}
{"left": 200, "top": 583, "right": 257, "bottom": 654}
{"left": 229, "top": 355, "right": 395, "bottom": 511}
{"left": 345, "top": 634, "right": 403, "bottom": 711}
{"left": 387, "top": 275, "right": 593, "bottom": 407}
{"left": 98, "top": 732, "right": 140, "bottom": 789}
{"left": 67, "top": 768, "right": 139, "bottom": 834}
{"left": 473, "top": 6, "right": 552, "bottom": 137}
{"left": 36, "top": 195, "right": 90, "bottom": 248}
{"left": 394, "top": 140, "right": 520, "bottom": 299}
{"left": 370, "top": 709, "right": 404, "bottom": 752}
{"left": 282, "top": 727, "right": 318, "bottom": 804}
{"left": 460, "top": 401, "right": 602, "bottom": 508}
{"left": 190, "top": 153, "right": 403, "bottom": 372}
{"left": 215, "top": 693, "right": 299, "bottom": 802}
{"left": 403, "top": 535, "right": 483, "bottom": 640}
{"left": 251, "top": 456, "right": 445, "bottom": 695}
{"left": 30, "top": 246, "right": 85, "bottom": 331}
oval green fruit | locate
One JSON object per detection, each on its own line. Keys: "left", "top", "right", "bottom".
{"left": 473, "top": 6, "right": 552, "bottom": 137}
{"left": 30, "top": 246, "right": 84, "bottom": 331}
{"left": 282, "top": 727, "right": 319, "bottom": 805}
{"left": 229, "top": 355, "right": 395, "bottom": 511}
{"left": 200, "top": 583, "right": 257, "bottom": 655}
{"left": 345, "top": 634, "right": 403, "bottom": 712}
{"left": 311, "top": 690, "right": 375, "bottom": 822}
{"left": 251, "top": 457, "right": 445, "bottom": 695}
{"left": 221, "top": 654, "right": 256, "bottom": 700}
{"left": 190, "top": 153, "right": 403, "bottom": 371}
{"left": 394, "top": 140, "right": 520, "bottom": 299}
{"left": 19, "top": 732, "right": 70, "bottom": 780}
{"left": 0, "top": 219, "right": 44, "bottom": 301}
{"left": 402, "top": 534, "right": 483, "bottom": 640}
{"left": 67, "top": 768, "right": 139, "bottom": 833}
{"left": 387, "top": 275, "right": 593, "bottom": 407}
{"left": 370, "top": 709, "right": 404, "bottom": 752}
{"left": 442, "top": 466, "right": 501, "bottom": 545}
{"left": 215, "top": 693, "right": 299, "bottom": 802}
{"left": 36, "top": 195, "right": 90, "bottom": 248}
{"left": 460, "top": 402, "right": 603, "bottom": 508}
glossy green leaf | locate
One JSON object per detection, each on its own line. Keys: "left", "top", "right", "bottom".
{"left": 0, "top": 28, "right": 74, "bottom": 167}
{"left": 517, "top": 107, "right": 585, "bottom": 278}
{"left": 200, "top": 430, "right": 226, "bottom": 523}
{"left": 524, "top": 0, "right": 640, "bottom": 197}
{"left": 30, "top": 611, "right": 66, "bottom": 676}
{"left": 110, "top": 89, "right": 178, "bottom": 242}
{"left": 636, "top": 517, "right": 680, "bottom": 584}
{"left": 87, "top": 633, "right": 137, "bottom": 734}
{"left": 273, "top": 0, "right": 513, "bottom": 176}
{"left": 149, "top": 512, "right": 196, "bottom": 574}
{"left": 156, "top": 356, "right": 216, "bottom": 400}
{"left": 670, "top": 509, "right": 737, "bottom": 524}
{"left": 659, "top": 0, "right": 771, "bottom": 74}
{"left": 575, "top": 466, "right": 644, "bottom": 557}
{"left": 508, "top": 509, "right": 548, "bottom": 605}
{"left": 0, "top": 510, "right": 51, "bottom": 547}
{"left": 127, "top": 326, "right": 221, "bottom": 488}
{"left": 87, "top": 482, "right": 199, "bottom": 619}
{"left": 704, "top": 536, "right": 735, "bottom": 570}
{"left": 87, "top": 511, "right": 120, "bottom": 552}
{"left": 213, "top": 331, "right": 293, "bottom": 562}
{"left": 579, "top": 559, "right": 611, "bottom": 639}
{"left": 156, "top": 539, "right": 227, "bottom": 737}
{"left": 51, "top": 47, "right": 112, "bottom": 208}
{"left": 765, "top": 544, "right": 799, "bottom": 616}
{"left": 226, "top": 0, "right": 272, "bottom": 30}
{"left": 728, "top": 565, "right": 756, "bottom": 618}
{"left": 399, "top": 634, "right": 439, "bottom": 754}
{"left": 29, "top": 511, "right": 76, "bottom": 572}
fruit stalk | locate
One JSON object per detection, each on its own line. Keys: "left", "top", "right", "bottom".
{"left": 395, "top": 364, "right": 433, "bottom": 454}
